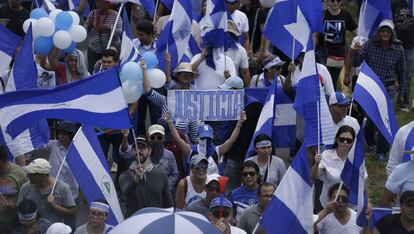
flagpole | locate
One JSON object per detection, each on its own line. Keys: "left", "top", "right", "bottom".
{"left": 348, "top": 98, "right": 353, "bottom": 116}
{"left": 50, "top": 154, "right": 69, "bottom": 196}
{"left": 106, "top": 2, "right": 125, "bottom": 50}
{"left": 334, "top": 182, "right": 344, "bottom": 201}
{"left": 291, "top": 39, "right": 295, "bottom": 62}
{"left": 252, "top": 220, "right": 260, "bottom": 234}
{"left": 131, "top": 127, "right": 141, "bottom": 166}
{"left": 153, "top": 0, "right": 159, "bottom": 24}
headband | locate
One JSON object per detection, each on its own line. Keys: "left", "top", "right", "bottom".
{"left": 263, "top": 58, "right": 282, "bottom": 70}
{"left": 18, "top": 211, "right": 37, "bottom": 222}
{"left": 255, "top": 140, "right": 272, "bottom": 148}
{"left": 90, "top": 202, "right": 110, "bottom": 213}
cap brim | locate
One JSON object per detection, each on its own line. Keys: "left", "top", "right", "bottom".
{"left": 148, "top": 130, "right": 165, "bottom": 136}
{"left": 199, "top": 132, "right": 213, "bottom": 139}
{"left": 218, "top": 83, "right": 232, "bottom": 90}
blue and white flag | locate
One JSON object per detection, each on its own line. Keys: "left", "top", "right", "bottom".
{"left": 66, "top": 125, "right": 124, "bottom": 225}
{"left": 263, "top": 0, "right": 323, "bottom": 60}
{"left": 1, "top": 25, "right": 49, "bottom": 158}
{"left": 260, "top": 142, "right": 313, "bottom": 233}
{"left": 160, "top": 0, "right": 173, "bottom": 11}
{"left": 0, "top": 68, "right": 131, "bottom": 139}
{"left": 370, "top": 207, "right": 400, "bottom": 228}
{"left": 199, "top": 0, "right": 228, "bottom": 49}
{"left": 340, "top": 122, "right": 368, "bottom": 227}
{"left": 122, "top": 0, "right": 156, "bottom": 17}
{"left": 294, "top": 49, "right": 335, "bottom": 147}
{"left": 0, "top": 25, "right": 20, "bottom": 78}
{"left": 403, "top": 124, "right": 414, "bottom": 162}
{"left": 410, "top": 0, "right": 414, "bottom": 16}
{"left": 156, "top": 0, "right": 201, "bottom": 72}
{"left": 67, "top": 0, "right": 90, "bottom": 17}
{"left": 353, "top": 62, "right": 398, "bottom": 144}
{"left": 119, "top": 8, "right": 141, "bottom": 66}
{"left": 358, "top": 0, "right": 392, "bottom": 39}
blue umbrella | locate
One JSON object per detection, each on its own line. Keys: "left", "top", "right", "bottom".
{"left": 109, "top": 207, "right": 221, "bottom": 234}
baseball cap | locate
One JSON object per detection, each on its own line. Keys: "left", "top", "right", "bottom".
{"left": 219, "top": 76, "right": 244, "bottom": 90}
{"left": 262, "top": 55, "right": 286, "bottom": 70}
{"left": 400, "top": 190, "right": 414, "bottom": 204}
{"left": 148, "top": 124, "right": 165, "bottom": 136}
{"left": 329, "top": 92, "right": 350, "bottom": 106}
{"left": 134, "top": 136, "right": 149, "bottom": 147}
{"left": 378, "top": 19, "right": 395, "bottom": 30}
{"left": 46, "top": 223, "right": 72, "bottom": 234}
{"left": 173, "top": 62, "right": 198, "bottom": 76}
{"left": 198, "top": 123, "right": 214, "bottom": 139}
{"left": 209, "top": 197, "right": 233, "bottom": 210}
{"left": 225, "top": 0, "right": 238, "bottom": 3}
{"left": 190, "top": 154, "right": 208, "bottom": 167}
{"left": 23, "top": 158, "right": 51, "bottom": 174}
{"left": 206, "top": 174, "right": 220, "bottom": 184}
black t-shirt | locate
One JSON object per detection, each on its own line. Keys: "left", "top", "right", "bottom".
{"left": 0, "top": 6, "right": 29, "bottom": 37}
{"left": 376, "top": 213, "right": 414, "bottom": 234}
{"left": 318, "top": 9, "right": 357, "bottom": 56}
{"left": 241, "top": 5, "right": 267, "bottom": 53}
{"left": 391, "top": 0, "right": 414, "bottom": 48}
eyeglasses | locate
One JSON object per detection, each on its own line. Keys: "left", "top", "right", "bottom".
{"left": 337, "top": 137, "right": 354, "bottom": 144}
{"left": 206, "top": 184, "right": 220, "bottom": 192}
{"left": 193, "top": 164, "right": 208, "bottom": 170}
{"left": 242, "top": 171, "right": 256, "bottom": 177}
{"left": 379, "top": 28, "right": 392, "bottom": 33}
{"left": 337, "top": 195, "right": 348, "bottom": 203}
{"left": 90, "top": 211, "right": 107, "bottom": 218}
{"left": 149, "top": 135, "right": 164, "bottom": 141}
{"left": 330, "top": 0, "right": 341, "bottom": 2}
{"left": 212, "top": 209, "right": 231, "bottom": 218}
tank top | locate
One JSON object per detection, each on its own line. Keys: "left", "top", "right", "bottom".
{"left": 184, "top": 176, "right": 206, "bottom": 207}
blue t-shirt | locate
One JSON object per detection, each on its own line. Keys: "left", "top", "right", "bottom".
{"left": 230, "top": 185, "right": 258, "bottom": 221}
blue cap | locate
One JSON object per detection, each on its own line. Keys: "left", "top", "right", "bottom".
{"left": 198, "top": 123, "right": 213, "bottom": 139}
{"left": 329, "top": 92, "right": 350, "bottom": 106}
{"left": 209, "top": 197, "right": 233, "bottom": 210}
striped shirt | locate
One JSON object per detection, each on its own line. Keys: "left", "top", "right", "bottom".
{"left": 84, "top": 9, "right": 122, "bottom": 53}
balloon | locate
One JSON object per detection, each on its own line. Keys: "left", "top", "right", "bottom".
{"left": 259, "top": 0, "right": 276, "bottom": 8}
{"left": 34, "top": 36, "right": 53, "bottom": 55}
{"left": 35, "top": 17, "right": 55, "bottom": 37}
{"left": 55, "top": 11, "right": 73, "bottom": 30}
{"left": 68, "top": 25, "right": 87, "bottom": 42}
{"left": 62, "top": 42, "right": 76, "bottom": 53}
{"left": 53, "top": 30, "right": 72, "bottom": 49}
{"left": 147, "top": 69, "right": 166, "bottom": 89}
{"left": 68, "top": 11, "right": 80, "bottom": 25}
{"left": 122, "top": 80, "right": 143, "bottom": 103}
{"left": 49, "top": 9, "right": 62, "bottom": 22}
{"left": 142, "top": 51, "right": 158, "bottom": 69}
{"left": 30, "top": 8, "right": 48, "bottom": 19}
{"left": 119, "top": 62, "right": 143, "bottom": 84}
{"left": 23, "top": 19, "right": 37, "bottom": 33}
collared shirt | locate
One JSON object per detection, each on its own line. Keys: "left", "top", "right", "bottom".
{"left": 237, "top": 204, "right": 266, "bottom": 234}
{"left": 132, "top": 38, "right": 157, "bottom": 54}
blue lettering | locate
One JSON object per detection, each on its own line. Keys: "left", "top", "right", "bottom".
{"left": 206, "top": 91, "right": 216, "bottom": 120}
{"left": 187, "top": 91, "right": 198, "bottom": 121}
{"left": 197, "top": 91, "right": 205, "bottom": 120}
{"left": 174, "top": 91, "right": 183, "bottom": 120}
{"left": 216, "top": 91, "right": 228, "bottom": 120}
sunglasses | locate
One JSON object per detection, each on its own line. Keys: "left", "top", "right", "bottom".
{"left": 193, "top": 164, "right": 208, "bottom": 170}
{"left": 206, "top": 184, "right": 220, "bottom": 192}
{"left": 330, "top": 0, "right": 341, "bottom": 2}
{"left": 337, "top": 195, "right": 348, "bottom": 203}
{"left": 149, "top": 135, "right": 164, "bottom": 141}
{"left": 242, "top": 171, "right": 256, "bottom": 177}
{"left": 212, "top": 209, "right": 231, "bottom": 218}
{"left": 379, "top": 28, "right": 392, "bottom": 33}
{"left": 337, "top": 137, "right": 353, "bottom": 144}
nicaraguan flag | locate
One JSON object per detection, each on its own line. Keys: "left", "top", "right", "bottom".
{"left": 369, "top": 207, "right": 400, "bottom": 228}
{"left": 199, "top": 0, "right": 228, "bottom": 49}
{"left": 66, "top": 125, "right": 124, "bottom": 225}
{"left": 358, "top": 0, "right": 392, "bottom": 39}
{"left": 340, "top": 122, "right": 368, "bottom": 226}
{"left": 0, "top": 68, "right": 131, "bottom": 139}
{"left": 353, "top": 62, "right": 398, "bottom": 144}
{"left": 156, "top": 0, "right": 200, "bottom": 72}
{"left": 260, "top": 142, "right": 313, "bottom": 233}
{"left": 263, "top": 0, "right": 323, "bottom": 60}
{"left": 120, "top": 8, "right": 141, "bottom": 66}
{"left": 0, "top": 25, "right": 20, "bottom": 78}
{"left": 1, "top": 25, "right": 49, "bottom": 158}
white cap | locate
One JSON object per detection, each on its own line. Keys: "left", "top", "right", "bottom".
{"left": 206, "top": 174, "right": 220, "bottom": 184}
{"left": 46, "top": 223, "right": 72, "bottom": 234}
{"left": 219, "top": 76, "right": 244, "bottom": 90}
{"left": 378, "top": 19, "right": 395, "bottom": 30}
{"left": 23, "top": 158, "right": 51, "bottom": 174}
{"left": 148, "top": 124, "right": 165, "bottom": 136}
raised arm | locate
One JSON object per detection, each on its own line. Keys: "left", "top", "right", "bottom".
{"left": 164, "top": 111, "right": 192, "bottom": 156}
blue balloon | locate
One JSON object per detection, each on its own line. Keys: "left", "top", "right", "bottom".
{"left": 142, "top": 51, "right": 158, "bottom": 69}
{"left": 34, "top": 36, "right": 53, "bottom": 55}
{"left": 119, "top": 62, "right": 143, "bottom": 84}
{"left": 55, "top": 11, "right": 73, "bottom": 30}
{"left": 62, "top": 42, "right": 76, "bottom": 53}
{"left": 30, "top": 8, "right": 48, "bottom": 20}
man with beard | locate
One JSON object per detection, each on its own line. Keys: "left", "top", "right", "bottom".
{"left": 119, "top": 136, "right": 173, "bottom": 217}
{"left": 120, "top": 125, "right": 179, "bottom": 196}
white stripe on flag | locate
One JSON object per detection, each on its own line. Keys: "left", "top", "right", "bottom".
{"left": 1, "top": 128, "right": 35, "bottom": 156}
{"left": 319, "top": 85, "right": 335, "bottom": 145}
{"left": 256, "top": 94, "right": 275, "bottom": 128}
{"left": 0, "top": 50, "right": 12, "bottom": 75}
{"left": 274, "top": 103, "right": 296, "bottom": 126}
{"left": 73, "top": 129, "right": 124, "bottom": 223}
{"left": 358, "top": 72, "right": 391, "bottom": 133}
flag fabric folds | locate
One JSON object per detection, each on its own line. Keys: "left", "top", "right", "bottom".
{"left": 260, "top": 142, "right": 313, "bottom": 233}
{"left": 340, "top": 122, "right": 368, "bottom": 226}
{"left": 263, "top": 0, "right": 323, "bottom": 60}
{"left": 0, "top": 25, "right": 20, "bottom": 78}
{"left": 0, "top": 68, "right": 131, "bottom": 139}
{"left": 357, "top": 0, "right": 392, "bottom": 39}
{"left": 119, "top": 8, "right": 141, "bottom": 65}
{"left": 66, "top": 125, "right": 124, "bottom": 225}
{"left": 353, "top": 62, "right": 398, "bottom": 144}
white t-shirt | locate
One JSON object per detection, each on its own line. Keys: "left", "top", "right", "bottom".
{"left": 317, "top": 209, "right": 363, "bottom": 234}
{"left": 386, "top": 120, "right": 414, "bottom": 176}
{"left": 231, "top": 10, "right": 249, "bottom": 33}
{"left": 230, "top": 225, "right": 247, "bottom": 234}
{"left": 226, "top": 44, "right": 249, "bottom": 75}
{"left": 191, "top": 51, "right": 237, "bottom": 90}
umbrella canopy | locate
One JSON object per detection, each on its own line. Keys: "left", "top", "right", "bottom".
{"left": 109, "top": 207, "right": 221, "bottom": 234}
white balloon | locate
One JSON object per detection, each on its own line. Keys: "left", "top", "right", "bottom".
{"left": 48, "top": 9, "right": 62, "bottom": 22}
{"left": 68, "top": 11, "right": 80, "bottom": 25}
{"left": 53, "top": 30, "right": 72, "bottom": 49}
{"left": 259, "top": 0, "right": 276, "bottom": 8}
{"left": 23, "top": 19, "right": 37, "bottom": 33}
{"left": 36, "top": 17, "right": 55, "bottom": 37}
{"left": 148, "top": 69, "right": 166, "bottom": 89}
{"left": 122, "top": 80, "right": 142, "bottom": 103}
{"left": 68, "top": 25, "right": 87, "bottom": 42}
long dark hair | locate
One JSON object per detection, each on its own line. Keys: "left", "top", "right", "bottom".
{"left": 333, "top": 125, "right": 355, "bottom": 149}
